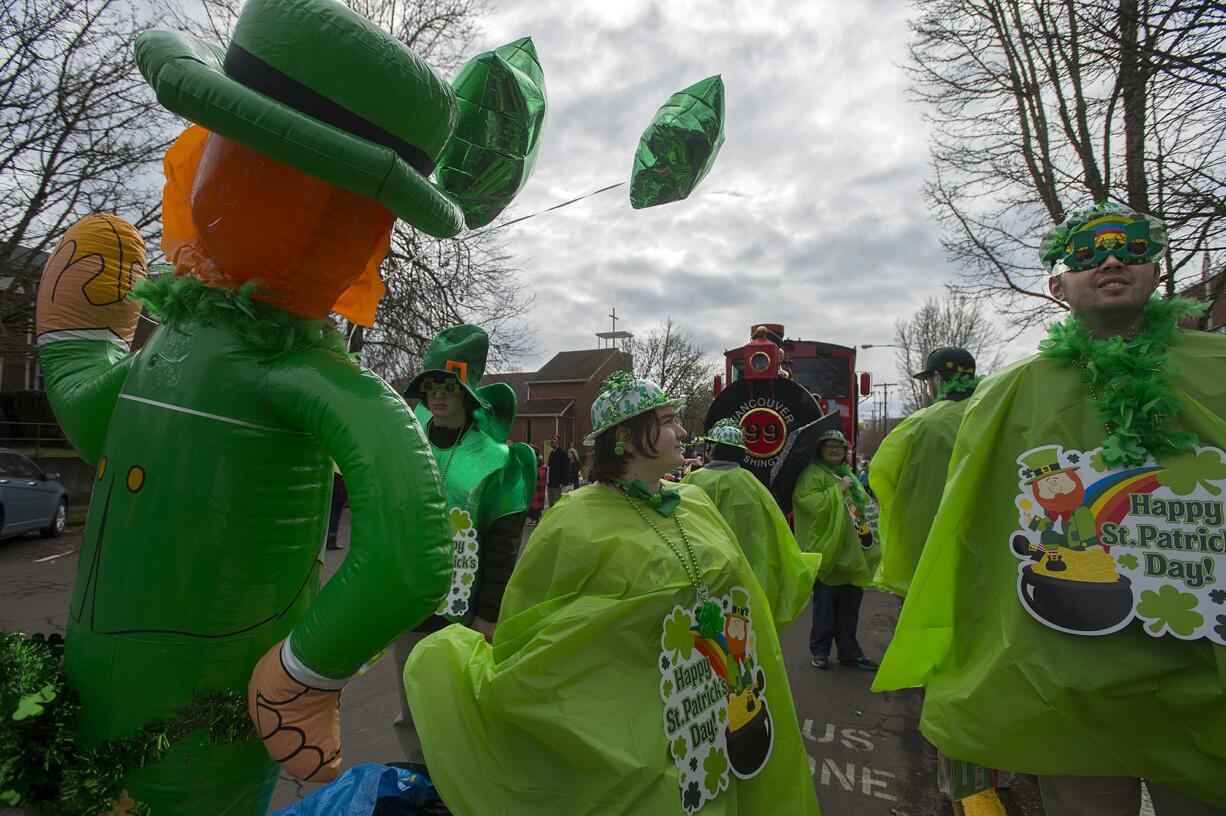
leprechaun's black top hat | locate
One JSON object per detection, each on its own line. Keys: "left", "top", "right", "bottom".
{"left": 135, "top": 0, "right": 466, "bottom": 238}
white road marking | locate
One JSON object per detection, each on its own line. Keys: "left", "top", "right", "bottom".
{"left": 35, "top": 550, "right": 76, "bottom": 562}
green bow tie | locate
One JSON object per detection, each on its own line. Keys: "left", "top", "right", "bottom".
{"left": 616, "top": 478, "right": 681, "bottom": 516}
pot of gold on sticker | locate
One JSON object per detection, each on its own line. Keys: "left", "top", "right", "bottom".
{"left": 1020, "top": 547, "right": 1134, "bottom": 632}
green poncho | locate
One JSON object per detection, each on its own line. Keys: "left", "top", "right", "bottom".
{"left": 404, "top": 482, "right": 819, "bottom": 815}
{"left": 870, "top": 398, "right": 969, "bottom": 596}
{"left": 873, "top": 329, "right": 1226, "bottom": 808}
{"left": 682, "top": 464, "right": 821, "bottom": 629}
{"left": 793, "top": 464, "right": 880, "bottom": 587}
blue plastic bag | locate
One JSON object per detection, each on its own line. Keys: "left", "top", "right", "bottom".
{"left": 272, "top": 763, "right": 439, "bottom": 815}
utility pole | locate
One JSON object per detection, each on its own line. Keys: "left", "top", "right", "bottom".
{"left": 874, "top": 382, "right": 899, "bottom": 436}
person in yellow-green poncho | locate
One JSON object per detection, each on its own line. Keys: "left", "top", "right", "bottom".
{"left": 874, "top": 202, "right": 1226, "bottom": 816}
{"left": 790, "top": 428, "right": 880, "bottom": 671}
{"left": 404, "top": 371, "right": 820, "bottom": 815}
{"left": 683, "top": 418, "right": 821, "bottom": 629}
{"left": 870, "top": 347, "right": 980, "bottom": 597}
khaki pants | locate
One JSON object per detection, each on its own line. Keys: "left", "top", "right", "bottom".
{"left": 1038, "top": 775, "right": 1226, "bottom": 816}
{"left": 390, "top": 630, "right": 429, "bottom": 764}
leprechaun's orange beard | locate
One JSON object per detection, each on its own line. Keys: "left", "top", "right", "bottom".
{"left": 186, "top": 134, "right": 393, "bottom": 320}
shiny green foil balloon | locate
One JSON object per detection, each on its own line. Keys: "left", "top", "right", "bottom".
{"left": 630, "top": 75, "right": 725, "bottom": 209}
{"left": 435, "top": 38, "right": 547, "bottom": 229}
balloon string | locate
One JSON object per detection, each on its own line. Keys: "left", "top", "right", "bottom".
{"left": 478, "top": 181, "right": 627, "bottom": 233}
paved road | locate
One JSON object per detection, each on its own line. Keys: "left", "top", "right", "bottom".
{"left": 0, "top": 518, "right": 1043, "bottom": 815}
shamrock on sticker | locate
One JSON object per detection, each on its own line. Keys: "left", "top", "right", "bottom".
{"left": 702, "top": 747, "right": 729, "bottom": 795}
{"left": 451, "top": 598, "right": 467, "bottom": 615}
{"left": 1117, "top": 553, "right": 1140, "bottom": 570}
{"left": 662, "top": 609, "right": 697, "bottom": 660}
{"left": 449, "top": 508, "right": 473, "bottom": 534}
{"left": 1210, "top": 589, "right": 1226, "bottom": 605}
{"left": 1215, "top": 615, "right": 1226, "bottom": 641}
{"left": 672, "top": 736, "right": 688, "bottom": 760}
{"left": 460, "top": 573, "right": 474, "bottom": 586}
{"left": 662, "top": 678, "right": 673, "bottom": 696}
{"left": 1101, "top": 435, "right": 1148, "bottom": 468}
{"left": 1156, "top": 449, "right": 1226, "bottom": 496}
{"left": 1136, "top": 584, "right": 1204, "bottom": 637}
{"left": 682, "top": 781, "right": 702, "bottom": 811}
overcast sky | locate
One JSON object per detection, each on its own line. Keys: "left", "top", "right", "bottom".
{"left": 470, "top": 0, "right": 1046, "bottom": 399}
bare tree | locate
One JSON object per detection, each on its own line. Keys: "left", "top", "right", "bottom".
{"left": 893, "top": 294, "right": 1005, "bottom": 414}
{"left": 910, "top": 0, "right": 1226, "bottom": 331}
{"left": 0, "top": 0, "right": 173, "bottom": 361}
{"left": 176, "top": 0, "right": 533, "bottom": 377}
{"left": 628, "top": 318, "right": 718, "bottom": 434}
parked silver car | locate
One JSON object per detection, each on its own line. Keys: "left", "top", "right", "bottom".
{"left": 0, "top": 448, "right": 68, "bottom": 540}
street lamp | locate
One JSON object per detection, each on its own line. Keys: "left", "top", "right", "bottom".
{"left": 860, "top": 343, "right": 903, "bottom": 350}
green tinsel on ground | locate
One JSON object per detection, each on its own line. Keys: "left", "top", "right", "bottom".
{"left": 936, "top": 372, "right": 982, "bottom": 401}
{"left": 1039, "top": 296, "right": 1207, "bottom": 468}
{"left": 133, "top": 274, "right": 350, "bottom": 358}
{"left": 0, "top": 631, "right": 255, "bottom": 815}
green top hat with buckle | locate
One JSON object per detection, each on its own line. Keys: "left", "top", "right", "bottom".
{"left": 584, "top": 370, "right": 685, "bottom": 446}
{"left": 1018, "top": 445, "right": 1079, "bottom": 485}
{"left": 406, "top": 324, "right": 492, "bottom": 408}
{"left": 134, "top": 0, "right": 467, "bottom": 238}
{"left": 706, "top": 418, "right": 746, "bottom": 449}
{"left": 914, "top": 347, "right": 976, "bottom": 380}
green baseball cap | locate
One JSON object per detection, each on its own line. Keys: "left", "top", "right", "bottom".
{"left": 914, "top": 347, "right": 976, "bottom": 380}
{"left": 134, "top": 0, "right": 465, "bottom": 238}
{"left": 405, "top": 324, "right": 491, "bottom": 408}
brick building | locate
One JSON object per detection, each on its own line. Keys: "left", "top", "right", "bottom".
{"left": 485, "top": 347, "right": 632, "bottom": 452}
{"left": 1178, "top": 268, "right": 1225, "bottom": 334}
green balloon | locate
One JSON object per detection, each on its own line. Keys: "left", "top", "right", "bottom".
{"left": 436, "top": 38, "right": 548, "bottom": 229}
{"left": 630, "top": 75, "right": 725, "bottom": 209}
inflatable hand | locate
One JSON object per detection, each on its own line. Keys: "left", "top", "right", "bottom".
{"left": 35, "top": 214, "right": 147, "bottom": 346}
{"left": 248, "top": 640, "right": 343, "bottom": 783}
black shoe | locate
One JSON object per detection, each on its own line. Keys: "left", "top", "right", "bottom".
{"left": 326, "top": 542, "right": 343, "bottom": 551}
{"left": 810, "top": 655, "right": 830, "bottom": 670}
{"left": 838, "top": 656, "right": 879, "bottom": 671}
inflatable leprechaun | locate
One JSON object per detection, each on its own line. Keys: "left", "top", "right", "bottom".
{"left": 33, "top": 0, "right": 544, "bottom": 812}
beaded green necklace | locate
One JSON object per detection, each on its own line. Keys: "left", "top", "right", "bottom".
{"left": 613, "top": 483, "right": 724, "bottom": 638}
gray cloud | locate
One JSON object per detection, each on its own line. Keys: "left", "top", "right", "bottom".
{"left": 467, "top": 0, "right": 1037, "bottom": 407}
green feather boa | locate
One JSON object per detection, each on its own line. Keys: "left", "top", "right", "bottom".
{"left": 133, "top": 274, "right": 350, "bottom": 358}
{"left": 1039, "top": 296, "right": 1207, "bottom": 468}
{"left": 936, "top": 372, "right": 982, "bottom": 401}
{"left": 816, "top": 460, "right": 870, "bottom": 522}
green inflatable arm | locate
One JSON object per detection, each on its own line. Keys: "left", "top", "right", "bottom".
{"left": 39, "top": 341, "right": 135, "bottom": 465}
{"left": 264, "top": 348, "right": 452, "bottom": 679}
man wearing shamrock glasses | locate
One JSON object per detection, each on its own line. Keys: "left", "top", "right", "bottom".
{"left": 392, "top": 324, "right": 534, "bottom": 764}
{"left": 874, "top": 202, "right": 1226, "bottom": 816}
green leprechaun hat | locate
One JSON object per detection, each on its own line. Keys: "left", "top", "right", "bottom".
{"left": 405, "top": 324, "right": 493, "bottom": 409}
{"left": 1017, "top": 445, "right": 1079, "bottom": 485}
{"left": 729, "top": 587, "right": 751, "bottom": 618}
{"left": 706, "top": 418, "right": 746, "bottom": 449}
{"left": 134, "top": 0, "right": 466, "bottom": 238}
{"left": 816, "top": 428, "right": 848, "bottom": 447}
{"left": 585, "top": 370, "right": 685, "bottom": 446}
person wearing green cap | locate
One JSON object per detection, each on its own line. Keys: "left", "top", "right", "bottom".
{"left": 392, "top": 323, "right": 534, "bottom": 763}
{"left": 793, "top": 428, "right": 881, "bottom": 670}
{"left": 682, "top": 418, "right": 822, "bottom": 629}
{"left": 403, "top": 371, "right": 820, "bottom": 814}
{"left": 874, "top": 202, "right": 1226, "bottom": 815}
{"left": 870, "top": 347, "right": 980, "bottom": 596}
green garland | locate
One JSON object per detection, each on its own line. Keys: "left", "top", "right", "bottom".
{"left": 133, "top": 274, "right": 351, "bottom": 358}
{"left": 1039, "top": 296, "right": 1207, "bottom": 468}
{"left": 0, "top": 632, "right": 255, "bottom": 816}
{"left": 816, "top": 460, "right": 870, "bottom": 523}
{"left": 936, "top": 372, "right": 982, "bottom": 401}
